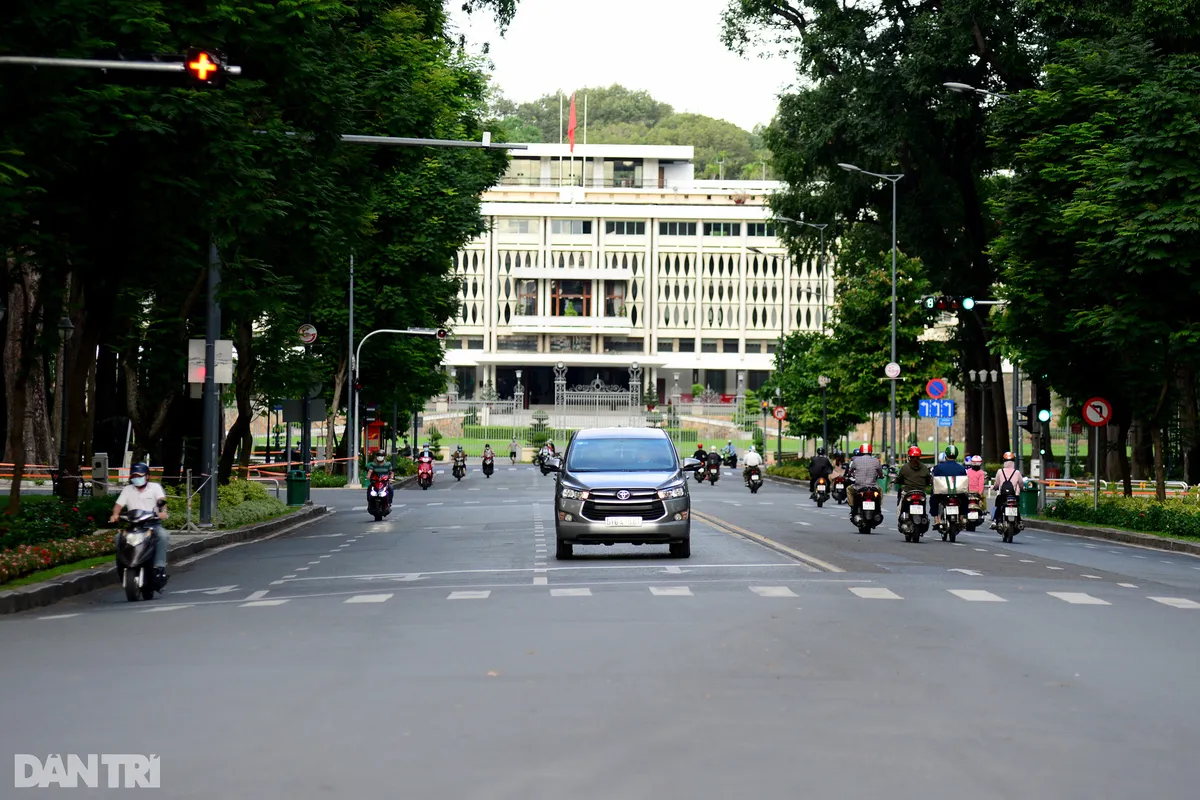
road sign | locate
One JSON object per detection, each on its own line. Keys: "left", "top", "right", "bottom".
{"left": 773, "top": 406, "right": 787, "bottom": 421}
{"left": 298, "top": 324, "right": 317, "bottom": 344}
{"left": 1070, "top": 422, "right": 1083, "bottom": 435}
{"left": 918, "top": 399, "right": 956, "bottom": 418}
{"left": 1083, "top": 397, "right": 1112, "bottom": 427}
{"left": 884, "top": 362, "right": 901, "bottom": 379}
{"left": 938, "top": 417, "right": 953, "bottom": 427}
{"left": 926, "top": 378, "right": 948, "bottom": 399}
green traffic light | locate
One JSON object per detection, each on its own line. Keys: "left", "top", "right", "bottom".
{"left": 962, "top": 297, "right": 975, "bottom": 310}
{"left": 1038, "top": 409, "right": 1051, "bottom": 422}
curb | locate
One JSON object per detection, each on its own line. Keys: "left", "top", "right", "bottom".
{"left": 764, "top": 474, "right": 810, "bottom": 489}
{"left": 1023, "top": 518, "right": 1200, "bottom": 557}
{"left": 0, "top": 505, "right": 329, "bottom": 615}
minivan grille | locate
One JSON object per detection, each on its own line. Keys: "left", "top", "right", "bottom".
{"left": 582, "top": 499, "right": 666, "bottom": 521}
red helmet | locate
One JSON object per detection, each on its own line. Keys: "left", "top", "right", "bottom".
{"left": 697, "top": 443, "right": 704, "bottom": 448}
{"left": 861, "top": 443, "right": 873, "bottom": 454}
{"left": 908, "top": 446, "right": 922, "bottom": 458}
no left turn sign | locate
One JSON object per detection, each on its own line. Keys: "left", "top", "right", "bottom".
{"left": 773, "top": 406, "right": 787, "bottom": 421}
{"left": 1082, "top": 397, "right": 1112, "bottom": 427}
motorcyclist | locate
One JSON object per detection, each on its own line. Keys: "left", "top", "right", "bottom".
{"left": 483, "top": 443, "right": 495, "bottom": 460}
{"left": 966, "top": 454, "right": 987, "bottom": 518}
{"left": 846, "top": 443, "right": 883, "bottom": 514}
{"left": 366, "top": 451, "right": 394, "bottom": 506}
{"left": 896, "top": 445, "right": 931, "bottom": 505}
{"left": 108, "top": 462, "right": 169, "bottom": 586}
{"left": 991, "top": 452, "right": 1025, "bottom": 527}
{"left": 808, "top": 447, "right": 834, "bottom": 500}
{"left": 704, "top": 446, "right": 723, "bottom": 474}
{"left": 742, "top": 445, "right": 764, "bottom": 485}
{"left": 722, "top": 440, "right": 737, "bottom": 465}
{"left": 931, "top": 444, "right": 968, "bottom": 526}
{"left": 452, "top": 445, "right": 467, "bottom": 475}
{"left": 693, "top": 443, "right": 706, "bottom": 462}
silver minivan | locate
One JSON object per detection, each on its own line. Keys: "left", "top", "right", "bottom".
{"left": 545, "top": 427, "right": 702, "bottom": 559}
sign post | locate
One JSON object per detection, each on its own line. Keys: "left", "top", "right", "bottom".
{"left": 773, "top": 405, "right": 786, "bottom": 464}
{"left": 1083, "top": 397, "right": 1112, "bottom": 510}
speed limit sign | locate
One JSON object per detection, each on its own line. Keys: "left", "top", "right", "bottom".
{"left": 773, "top": 406, "right": 787, "bottom": 421}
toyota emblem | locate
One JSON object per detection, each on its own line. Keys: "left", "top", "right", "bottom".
{"left": 616, "top": 490, "right": 631, "bottom": 500}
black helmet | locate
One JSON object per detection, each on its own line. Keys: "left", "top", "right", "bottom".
{"left": 817, "top": 447, "right": 825, "bottom": 456}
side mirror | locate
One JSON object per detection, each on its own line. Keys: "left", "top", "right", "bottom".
{"left": 682, "top": 457, "right": 702, "bottom": 471}
{"left": 156, "top": 498, "right": 168, "bottom": 508}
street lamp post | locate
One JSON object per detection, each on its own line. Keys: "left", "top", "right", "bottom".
{"left": 56, "top": 317, "right": 75, "bottom": 497}
{"left": 968, "top": 368, "right": 999, "bottom": 460}
{"left": 942, "top": 82, "right": 1010, "bottom": 100}
{"left": 839, "top": 163, "right": 903, "bottom": 466}
{"left": 818, "top": 375, "right": 830, "bottom": 451}
{"left": 775, "top": 386, "right": 783, "bottom": 464}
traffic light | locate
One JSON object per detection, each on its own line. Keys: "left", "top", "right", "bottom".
{"left": 1037, "top": 408, "right": 1052, "bottom": 423}
{"left": 922, "top": 295, "right": 975, "bottom": 311}
{"left": 1017, "top": 404, "right": 1036, "bottom": 432}
{"left": 436, "top": 328, "right": 448, "bottom": 341}
{"left": 185, "top": 47, "right": 226, "bottom": 88}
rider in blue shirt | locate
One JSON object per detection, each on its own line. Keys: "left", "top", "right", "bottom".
{"left": 931, "top": 444, "right": 968, "bottom": 526}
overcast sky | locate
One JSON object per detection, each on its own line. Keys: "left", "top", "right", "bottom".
{"left": 447, "top": 0, "right": 798, "bottom": 131}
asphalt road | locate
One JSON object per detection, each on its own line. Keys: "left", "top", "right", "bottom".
{"left": 3, "top": 464, "right": 1200, "bottom": 798}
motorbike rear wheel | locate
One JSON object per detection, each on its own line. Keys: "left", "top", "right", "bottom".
{"left": 816, "top": 497, "right": 825, "bottom": 507}
{"left": 123, "top": 568, "right": 140, "bottom": 602}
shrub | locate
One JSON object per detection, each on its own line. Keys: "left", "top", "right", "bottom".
{"left": 1042, "top": 495, "right": 1200, "bottom": 540}
{"left": 0, "top": 533, "right": 116, "bottom": 585}
{"left": 218, "top": 499, "right": 291, "bottom": 529}
{"left": 767, "top": 465, "right": 811, "bottom": 482}
{"left": 309, "top": 469, "right": 347, "bottom": 488}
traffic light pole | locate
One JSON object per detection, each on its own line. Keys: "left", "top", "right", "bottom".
{"left": 0, "top": 55, "right": 242, "bottom": 75}
{"left": 200, "top": 242, "right": 220, "bottom": 525}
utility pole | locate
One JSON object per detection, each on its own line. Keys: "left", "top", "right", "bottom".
{"left": 200, "top": 242, "right": 220, "bottom": 524}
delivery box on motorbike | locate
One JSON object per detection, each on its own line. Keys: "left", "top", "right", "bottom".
{"left": 932, "top": 475, "right": 969, "bottom": 495}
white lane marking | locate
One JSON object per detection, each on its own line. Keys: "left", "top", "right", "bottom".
{"left": 1118, "top": 583, "right": 1139, "bottom": 588}
{"left": 1046, "top": 566, "right": 1064, "bottom": 570}
{"left": 345, "top": 594, "right": 393, "bottom": 603}
{"left": 974, "top": 548, "right": 988, "bottom": 552}
{"left": 1047, "top": 592, "right": 1109, "bottom": 605}
{"left": 38, "top": 614, "right": 80, "bottom": 620}
{"left": 649, "top": 586, "right": 692, "bottom": 596}
{"left": 751, "top": 586, "right": 798, "bottom": 597}
{"left": 1081, "top": 575, "right": 1103, "bottom": 579}
{"left": 850, "top": 587, "right": 902, "bottom": 600}
{"left": 503, "top": 499, "right": 519, "bottom": 503}
{"left": 304, "top": 533, "right": 345, "bottom": 539}
{"left": 1019, "top": 559, "right": 1036, "bottom": 563}
{"left": 948, "top": 590, "right": 1006, "bottom": 602}
{"left": 994, "top": 554, "right": 1010, "bottom": 558}
{"left": 295, "top": 567, "right": 309, "bottom": 572}
{"left": 269, "top": 581, "right": 284, "bottom": 585}
{"left": 319, "top": 555, "right": 332, "bottom": 559}
{"left": 1160, "top": 560, "right": 1173, "bottom": 564}
{"left": 137, "top": 605, "right": 194, "bottom": 613}
{"left": 532, "top": 577, "right": 548, "bottom": 586}
{"left": 952, "top": 543, "right": 966, "bottom": 546}
{"left": 241, "top": 599, "right": 289, "bottom": 607}
{"left": 428, "top": 503, "right": 443, "bottom": 506}
{"left": 795, "top": 521, "right": 812, "bottom": 526}
{"left": 1132, "top": 555, "right": 1147, "bottom": 559}
{"left": 448, "top": 591, "right": 490, "bottom": 599}
{"left": 283, "top": 574, "right": 298, "bottom": 579}
{"left": 244, "top": 590, "right": 269, "bottom": 602}
{"left": 1148, "top": 597, "right": 1200, "bottom": 609}
{"left": 551, "top": 588, "right": 591, "bottom": 597}
{"left": 308, "top": 561, "right": 321, "bottom": 565}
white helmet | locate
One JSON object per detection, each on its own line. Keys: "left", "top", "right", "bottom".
{"left": 748, "top": 445, "right": 756, "bottom": 453}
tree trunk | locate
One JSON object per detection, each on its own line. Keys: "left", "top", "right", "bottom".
{"left": 4, "top": 263, "right": 52, "bottom": 514}
{"left": 328, "top": 356, "right": 347, "bottom": 474}
{"left": 1130, "top": 418, "right": 1153, "bottom": 482}
{"left": 1113, "top": 415, "right": 1132, "bottom": 497}
{"left": 218, "top": 317, "right": 255, "bottom": 484}
{"left": 1095, "top": 422, "right": 1110, "bottom": 481}
{"left": 1151, "top": 423, "right": 1167, "bottom": 503}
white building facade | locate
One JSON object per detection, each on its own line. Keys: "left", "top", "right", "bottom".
{"left": 443, "top": 143, "right": 833, "bottom": 406}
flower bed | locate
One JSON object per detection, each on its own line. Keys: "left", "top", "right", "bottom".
{"left": 0, "top": 533, "right": 116, "bottom": 585}
{"left": 1042, "top": 495, "right": 1200, "bottom": 540}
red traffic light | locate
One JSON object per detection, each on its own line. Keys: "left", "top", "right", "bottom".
{"left": 185, "top": 47, "right": 225, "bottom": 87}
{"left": 436, "top": 329, "right": 447, "bottom": 340}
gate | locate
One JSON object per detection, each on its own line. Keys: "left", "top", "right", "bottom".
{"left": 440, "top": 372, "right": 525, "bottom": 457}
{"left": 552, "top": 362, "right": 644, "bottom": 439}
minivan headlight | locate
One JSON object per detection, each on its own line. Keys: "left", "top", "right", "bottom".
{"left": 658, "top": 485, "right": 686, "bottom": 499}
{"left": 560, "top": 487, "right": 589, "bottom": 500}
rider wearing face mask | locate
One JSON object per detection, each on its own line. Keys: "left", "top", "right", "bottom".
{"left": 108, "top": 462, "right": 170, "bottom": 585}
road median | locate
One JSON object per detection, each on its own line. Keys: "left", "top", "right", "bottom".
{"left": 0, "top": 505, "right": 329, "bottom": 615}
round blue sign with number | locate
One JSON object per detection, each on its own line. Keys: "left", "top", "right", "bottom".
{"left": 926, "top": 379, "right": 948, "bottom": 399}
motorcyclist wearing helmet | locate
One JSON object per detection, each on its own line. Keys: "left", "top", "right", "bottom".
{"left": 366, "top": 451, "right": 394, "bottom": 505}
{"left": 693, "top": 443, "right": 706, "bottom": 462}
{"left": 931, "top": 444, "right": 968, "bottom": 525}
{"left": 741, "top": 445, "right": 764, "bottom": 485}
{"left": 808, "top": 447, "right": 834, "bottom": 499}
{"left": 991, "top": 452, "right": 1025, "bottom": 527}
{"left": 896, "top": 445, "right": 932, "bottom": 504}
{"left": 483, "top": 443, "right": 495, "bottom": 460}
{"left": 108, "top": 462, "right": 170, "bottom": 585}
{"left": 846, "top": 443, "right": 882, "bottom": 510}
{"left": 967, "top": 455, "right": 987, "bottom": 517}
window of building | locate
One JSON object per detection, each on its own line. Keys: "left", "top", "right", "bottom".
{"left": 551, "top": 219, "right": 592, "bottom": 235}
{"left": 765, "top": 341, "right": 777, "bottom": 354}
{"left": 605, "top": 220, "right": 646, "bottom": 235}
{"left": 657, "top": 339, "right": 673, "bottom": 353}
{"left": 604, "top": 281, "right": 627, "bottom": 317}
{"left": 466, "top": 337, "right": 484, "bottom": 350}
{"left": 744, "top": 340, "right": 766, "bottom": 354}
{"left": 607, "top": 158, "right": 643, "bottom": 188}
{"left": 678, "top": 338, "right": 695, "bottom": 353}
{"left": 658, "top": 221, "right": 697, "bottom": 236}
{"left": 550, "top": 158, "right": 591, "bottom": 186}
{"left": 746, "top": 223, "right": 776, "bottom": 237}
{"left": 603, "top": 337, "right": 643, "bottom": 354}
{"left": 504, "top": 218, "right": 539, "bottom": 234}
{"left": 501, "top": 158, "right": 541, "bottom": 185}
{"left": 549, "top": 336, "right": 592, "bottom": 353}
{"left": 496, "top": 335, "right": 538, "bottom": 352}
{"left": 703, "top": 222, "right": 741, "bottom": 237}
{"left": 723, "top": 339, "right": 740, "bottom": 354}
{"left": 552, "top": 280, "right": 591, "bottom": 316}
{"left": 701, "top": 339, "right": 718, "bottom": 353}
{"left": 515, "top": 279, "right": 538, "bottom": 316}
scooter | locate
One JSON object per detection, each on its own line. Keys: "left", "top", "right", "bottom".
{"left": 482, "top": 454, "right": 495, "bottom": 478}
{"left": 937, "top": 494, "right": 968, "bottom": 542}
{"left": 831, "top": 475, "right": 848, "bottom": 505}
{"left": 452, "top": 459, "right": 466, "bottom": 481}
{"left": 746, "top": 465, "right": 763, "bottom": 493}
{"left": 417, "top": 455, "right": 434, "bottom": 490}
{"left": 812, "top": 476, "right": 830, "bottom": 507}
{"left": 116, "top": 503, "right": 168, "bottom": 602}
{"left": 897, "top": 489, "right": 930, "bottom": 543}
{"left": 705, "top": 459, "right": 721, "bottom": 484}
{"left": 995, "top": 493, "right": 1023, "bottom": 542}
{"left": 850, "top": 486, "right": 884, "bottom": 534}
{"left": 965, "top": 492, "right": 985, "bottom": 531}
{"left": 722, "top": 452, "right": 738, "bottom": 468}
{"left": 367, "top": 474, "right": 392, "bottom": 521}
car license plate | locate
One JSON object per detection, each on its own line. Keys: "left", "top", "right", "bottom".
{"left": 862, "top": 501, "right": 876, "bottom": 510}
{"left": 946, "top": 506, "right": 959, "bottom": 516}
{"left": 968, "top": 512, "right": 979, "bottom": 519}
{"left": 1006, "top": 508, "right": 1018, "bottom": 517}
{"left": 604, "top": 517, "right": 643, "bottom": 527}
{"left": 910, "top": 505, "right": 924, "bottom": 515}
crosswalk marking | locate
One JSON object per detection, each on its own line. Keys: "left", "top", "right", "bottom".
{"left": 1047, "top": 592, "right": 1109, "bottom": 605}
{"left": 948, "top": 590, "right": 1006, "bottom": 602}
{"left": 850, "top": 587, "right": 902, "bottom": 600}
{"left": 649, "top": 586, "right": 692, "bottom": 596}
{"left": 751, "top": 586, "right": 798, "bottom": 597}
{"left": 1118, "top": 583, "right": 1139, "bottom": 588}
{"left": 240, "top": 600, "right": 289, "bottom": 607}
{"left": 345, "top": 594, "right": 393, "bottom": 603}
{"left": 550, "top": 588, "right": 591, "bottom": 597}
{"left": 1148, "top": 597, "right": 1200, "bottom": 609}
{"left": 37, "top": 614, "right": 80, "bottom": 620}
{"left": 447, "top": 591, "right": 490, "bottom": 600}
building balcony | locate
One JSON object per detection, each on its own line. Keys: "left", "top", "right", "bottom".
{"left": 507, "top": 315, "right": 634, "bottom": 334}
{"left": 511, "top": 265, "right": 631, "bottom": 280}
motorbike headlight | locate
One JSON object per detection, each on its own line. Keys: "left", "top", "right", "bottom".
{"left": 125, "top": 532, "right": 146, "bottom": 547}
{"left": 658, "top": 485, "right": 686, "bottom": 499}
{"left": 560, "top": 487, "right": 589, "bottom": 500}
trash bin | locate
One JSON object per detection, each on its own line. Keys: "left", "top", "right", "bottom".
{"left": 286, "top": 469, "right": 309, "bottom": 506}
{"left": 1020, "top": 481, "right": 1039, "bottom": 517}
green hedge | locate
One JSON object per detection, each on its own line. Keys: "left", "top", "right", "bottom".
{"left": 1042, "top": 495, "right": 1200, "bottom": 540}
{"left": 0, "top": 495, "right": 118, "bottom": 550}
{"left": 767, "top": 465, "right": 811, "bottom": 481}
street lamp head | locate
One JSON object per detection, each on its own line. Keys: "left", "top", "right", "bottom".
{"left": 968, "top": 369, "right": 978, "bottom": 382}
{"left": 631, "top": 361, "right": 639, "bottom": 371}
{"left": 837, "top": 163, "right": 861, "bottom": 173}
{"left": 818, "top": 375, "right": 830, "bottom": 387}
{"left": 943, "top": 81, "right": 976, "bottom": 93}
{"left": 515, "top": 369, "right": 522, "bottom": 379}
{"left": 58, "top": 317, "right": 74, "bottom": 343}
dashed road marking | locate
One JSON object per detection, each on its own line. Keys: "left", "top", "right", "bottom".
{"left": 850, "top": 587, "right": 902, "bottom": 600}
{"left": 448, "top": 591, "right": 490, "bottom": 600}
{"left": 550, "top": 588, "right": 591, "bottom": 597}
{"left": 751, "top": 586, "right": 798, "bottom": 597}
{"left": 1148, "top": 597, "right": 1200, "bottom": 609}
{"left": 240, "top": 599, "right": 289, "bottom": 607}
{"left": 949, "top": 590, "right": 1006, "bottom": 602}
{"left": 1048, "top": 592, "right": 1109, "bottom": 605}
{"left": 345, "top": 594, "right": 392, "bottom": 603}
{"left": 649, "top": 586, "right": 692, "bottom": 596}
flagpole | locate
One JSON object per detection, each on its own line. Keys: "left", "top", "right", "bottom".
{"left": 558, "top": 91, "right": 563, "bottom": 185}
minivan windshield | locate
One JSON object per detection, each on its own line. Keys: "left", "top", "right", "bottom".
{"left": 564, "top": 437, "right": 678, "bottom": 472}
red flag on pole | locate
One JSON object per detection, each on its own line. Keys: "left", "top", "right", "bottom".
{"left": 568, "top": 93, "right": 577, "bottom": 152}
